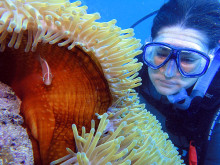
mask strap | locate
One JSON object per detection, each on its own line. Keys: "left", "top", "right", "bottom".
{"left": 167, "top": 47, "right": 220, "bottom": 110}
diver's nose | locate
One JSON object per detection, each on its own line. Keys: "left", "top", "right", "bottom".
{"left": 164, "top": 59, "right": 177, "bottom": 78}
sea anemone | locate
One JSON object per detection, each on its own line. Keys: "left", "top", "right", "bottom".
{"left": 51, "top": 107, "right": 184, "bottom": 164}
{"left": 0, "top": 0, "right": 184, "bottom": 164}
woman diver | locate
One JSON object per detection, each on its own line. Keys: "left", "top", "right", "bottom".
{"left": 136, "top": 0, "right": 220, "bottom": 164}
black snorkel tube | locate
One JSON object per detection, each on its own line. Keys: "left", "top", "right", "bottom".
{"left": 130, "top": 10, "right": 159, "bottom": 29}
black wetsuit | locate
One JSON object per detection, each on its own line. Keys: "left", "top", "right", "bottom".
{"left": 136, "top": 58, "right": 220, "bottom": 165}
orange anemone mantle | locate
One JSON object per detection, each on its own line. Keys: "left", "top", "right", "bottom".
{"left": 0, "top": 0, "right": 143, "bottom": 164}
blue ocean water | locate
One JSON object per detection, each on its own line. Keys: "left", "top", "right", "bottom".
{"left": 70, "top": 0, "right": 168, "bottom": 44}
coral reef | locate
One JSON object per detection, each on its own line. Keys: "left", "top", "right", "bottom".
{"left": 0, "top": 82, "right": 34, "bottom": 165}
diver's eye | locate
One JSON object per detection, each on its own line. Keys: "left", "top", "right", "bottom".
{"left": 180, "top": 57, "right": 198, "bottom": 64}
{"left": 156, "top": 52, "right": 168, "bottom": 58}
{"left": 155, "top": 46, "right": 170, "bottom": 58}
{"left": 180, "top": 51, "right": 201, "bottom": 64}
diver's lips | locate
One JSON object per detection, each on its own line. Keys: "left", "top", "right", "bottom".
{"left": 159, "top": 80, "right": 177, "bottom": 86}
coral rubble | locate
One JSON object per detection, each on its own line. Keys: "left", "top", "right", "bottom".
{"left": 0, "top": 82, "right": 33, "bottom": 165}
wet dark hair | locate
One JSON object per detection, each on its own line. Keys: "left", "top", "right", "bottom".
{"left": 151, "top": 0, "right": 220, "bottom": 50}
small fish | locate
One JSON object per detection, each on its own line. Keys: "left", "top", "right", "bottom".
{"left": 39, "top": 56, "right": 53, "bottom": 86}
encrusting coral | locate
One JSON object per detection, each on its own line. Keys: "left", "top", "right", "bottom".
{"left": 0, "top": 0, "right": 184, "bottom": 164}
{"left": 0, "top": 82, "right": 34, "bottom": 165}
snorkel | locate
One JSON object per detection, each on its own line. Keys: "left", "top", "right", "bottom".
{"left": 167, "top": 46, "right": 220, "bottom": 110}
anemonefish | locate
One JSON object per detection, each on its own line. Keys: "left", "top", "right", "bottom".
{"left": 39, "top": 56, "right": 53, "bottom": 86}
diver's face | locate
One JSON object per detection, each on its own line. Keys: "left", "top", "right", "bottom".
{"left": 148, "top": 26, "right": 209, "bottom": 95}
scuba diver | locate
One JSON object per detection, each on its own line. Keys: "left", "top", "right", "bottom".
{"left": 135, "top": 0, "right": 220, "bottom": 164}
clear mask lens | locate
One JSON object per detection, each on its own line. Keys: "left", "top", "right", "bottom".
{"left": 144, "top": 45, "right": 171, "bottom": 67}
{"left": 144, "top": 44, "right": 209, "bottom": 76}
{"left": 179, "top": 50, "right": 207, "bottom": 75}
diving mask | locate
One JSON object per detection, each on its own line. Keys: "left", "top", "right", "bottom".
{"left": 143, "top": 42, "right": 210, "bottom": 78}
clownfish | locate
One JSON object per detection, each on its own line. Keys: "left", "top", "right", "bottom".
{"left": 39, "top": 56, "right": 53, "bottom": 86}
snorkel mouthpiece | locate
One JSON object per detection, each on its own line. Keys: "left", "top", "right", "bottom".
{"left": 167, "top": 88, "right": 188, "bottom": 104}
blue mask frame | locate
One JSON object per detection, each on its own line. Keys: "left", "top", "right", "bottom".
{"left": 143, "top": 42, "right": 210, "bottom": 78}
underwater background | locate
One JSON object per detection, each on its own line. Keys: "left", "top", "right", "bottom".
{"left": 72, "top": 0, "right": 168, "bottom": 44}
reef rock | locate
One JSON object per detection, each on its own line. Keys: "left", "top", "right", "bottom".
{"left": 0, "top": 82, "right": 33, "bottom": 165}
